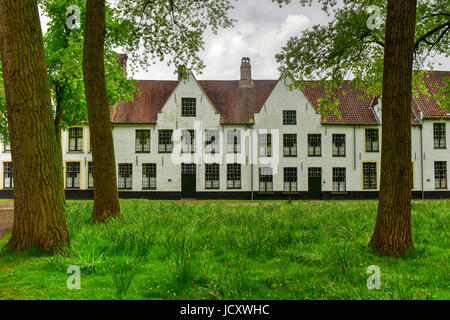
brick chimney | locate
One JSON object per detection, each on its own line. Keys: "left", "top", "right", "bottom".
{"left": 239, "top": 57, "right": 253, "bottom": 87}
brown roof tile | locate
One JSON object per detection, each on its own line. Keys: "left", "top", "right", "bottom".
{"left": 112, "top": 80, "right": 178, "bottom": 124}
{"left": 111, "top": 71, "right": 448, "bottom": 125}
{"left": 414, "top": 71, "right": 449, "bottom": 119}
{"left": 302, "top": 81, "right": 379, "bottom": 125}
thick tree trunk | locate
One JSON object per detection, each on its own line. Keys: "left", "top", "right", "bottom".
{"left": 370, "top": 0, "right": 417, "bottom": 256}
{"left": 0, "top": 0, "right": 69, "bottom": 253}
{"left": 83, "top": 0, "right": 121, "bottom": 221}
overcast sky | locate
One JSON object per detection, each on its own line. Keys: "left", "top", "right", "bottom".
{"left": 40, "top": 0, "right": 449, "bottom": 81}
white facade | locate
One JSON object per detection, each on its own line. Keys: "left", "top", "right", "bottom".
{"left": 0, "top": 72, "right": 448, "bottom": 199}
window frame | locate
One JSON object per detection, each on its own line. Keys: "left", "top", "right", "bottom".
{"left": 87, "top": 161, "right": 94, "bottom": 189}
{"left": 283, "top": 167, "right": 298, "bottom": 192}
{"left": 258, "top": 133, "right": 272, "bottom": 157}
{"left": 227, "top": 163, "right": 241, "bottom": 189}
{"left": 283, "top": 134, "right": 297, "bottom": 157}
{"left": 283, "top": 110, "right": 297, "bottom": 125}
{"left": 332, "top": 134, "right": 346, "bottom": 157}
{"left": 68, "top": 127, "right": 84, "bottom": 152}
{"left": 205, "top": 163, "right": 220, "bottom": 189}
{"left": 65, "top": 161, "right": 81, "bottom": 189}
{"left": 181, "top": 97, "right": 196, "bottom": 117}
{"left": 362, "top": 162, "right": 377, "bottom": 190}
{"left": 118, "top": 163, "right": 133, "bottom": 190}
{"left": 142, "top": 163, "right": 157, "bottom": 190}
{"left": 3, "top": 161, "right": 13, "bottom": 189}
{"left": 135, "top": 129, "right": 151, "bottom": 153}
{"left": 259, "top": 167, "right": 273, "bottom": 192}
{"left": 434, "top": 161, "right": 447, "bottom": 189}
{"left": 158, "top": 130, "right": 173, "bottom": 153}
{"left": 307, "top": 134, "right": 321, "bottom": 157}
{"left": 365, "top": 128, "right": 379, "bottom": 152}
{"left": 433, "top": 123, "right": 446, "bottom": 149}
{"left": 332, "top": 167, "right": 346, "bottom": 192}
{"left": 227, "top": 129, "right": 241, "bottom": 154}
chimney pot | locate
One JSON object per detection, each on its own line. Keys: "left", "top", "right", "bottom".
{"left": 240, "top": 57, "right": 253, "bottom": 87}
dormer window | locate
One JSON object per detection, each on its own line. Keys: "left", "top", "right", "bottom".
{"left": 181, "top": 98, "right": 196, "bottom": 117}
{"left": 283, "top": 110, "right": 296, "bottom": 125}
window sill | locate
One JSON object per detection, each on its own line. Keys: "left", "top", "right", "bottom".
{"left": 257, "top": 192, "right": 274, "bottom": 194}
{"left": 67, "top": 151, "right": 84, "bottom": 154}
{"left": 433, "top": 147, "right": 447, "bottom": 150}
{"left": 65, "top": 188, "right": 81, "bottom": 190}
{"left": 332, "top": 155, "right": 346, "bottom": 157}
{"left": 283, "top": 155, "right": 297, "bottom": 158}
{"left": 365, "top": 151, "right": 379, "bottom": 153}
{"left": 308, "top": 155, "right": 322, "bottom": 157}
{"left": 282, "top": 191, "right": 299, "bottom": 194}
{"left": 331, "top": 192, "right": 348, "bottom": 195}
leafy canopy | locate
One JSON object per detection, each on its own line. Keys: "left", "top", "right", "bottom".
{"left": 273, "top": 0, "right": 450, "bottom": 118}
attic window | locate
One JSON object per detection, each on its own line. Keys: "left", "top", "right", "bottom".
{"left": 283, "top": 110, "right": 296, "bottom": 125}
{"left": 181, "top": 98, "right": 196, "bottom": 117}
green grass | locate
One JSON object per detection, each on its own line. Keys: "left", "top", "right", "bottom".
{"left": 0, "top": 199, "right": 448, "bottom": 300}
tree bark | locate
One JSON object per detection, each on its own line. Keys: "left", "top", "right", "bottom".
{"left": 371, "top": 0, "right": 417, "bottom": 256}
{"left": 0, "top": 0, "right": 69, "bottom": 253}
{"left": 83, "top": 0, "right": 121, "bottom": 221}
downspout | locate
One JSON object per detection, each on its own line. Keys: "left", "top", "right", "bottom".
{"left": 420, "top": 122, "right": 424, "bottom": 199}
{"left": 249, "top": 124, "right": 254, "bottom": 200}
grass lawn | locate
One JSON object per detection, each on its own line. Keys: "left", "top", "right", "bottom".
{"left": 0, "top": 199, "right": 448, "bottom": 300}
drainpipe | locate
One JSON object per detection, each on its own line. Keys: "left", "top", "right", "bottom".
{"left": 249, "top": 125, "right": 254, "bottom": 200}
{"left": 353, "top": 126, "right": 356, "bottom": 170}
{"left": 420, "top": 122, "right": 424, "bottom": 199}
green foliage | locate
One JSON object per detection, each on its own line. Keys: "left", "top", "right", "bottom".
{"left": 274, "top": 0, "right": 450, "bottom": 117}
{"left": 0, "top": 199, "right": 448, "bottom": 300}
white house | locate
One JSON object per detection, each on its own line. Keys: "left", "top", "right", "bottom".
{"left": 0, "top": 58, "right": 448, "bottom": 200}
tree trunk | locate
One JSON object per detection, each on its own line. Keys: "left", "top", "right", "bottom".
{"left": 83, "top": 0, "right": 121, "bottom": 221}
{"left": 370, "top": 0, "right": 417, "bottom": 256}
{"left": 0, "top": 0, "right": 69, "bottom": 253}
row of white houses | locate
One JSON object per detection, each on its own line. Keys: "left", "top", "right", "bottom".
{"left": 0, "top": 58, "right": 448, "bottom": 199}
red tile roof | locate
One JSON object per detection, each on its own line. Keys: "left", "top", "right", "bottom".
{"left": 414, "top": 71, "right": 449, "bottom": 119}
{"left": 301, "top": 81, "right": 379, "bottom": 125}
{"left": 111, "top": 71, "right": 448, "bottom": 125}
{"left": 112, "top": 80, "right": 178, "bottom": 124}
{"left": 198, "top": 80, "right": 278, "bottom": 124}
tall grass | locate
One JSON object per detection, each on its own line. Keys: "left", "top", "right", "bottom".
{"left": 0, "top": 199, "right": 448, "bottom": 300}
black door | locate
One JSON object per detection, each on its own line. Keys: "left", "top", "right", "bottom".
{"left": 181, "top": 163, "right": 196, "bottom": 198}
{"left": 308, "top": 167, "right": 322, "bottom": 199}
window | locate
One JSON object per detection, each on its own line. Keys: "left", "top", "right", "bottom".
{"left": 68, "top": 127, "right": 83, "bottom": 152}
{"left": 283, "top": 110, "right": 296, "bottom": 125}
{"left": 308, "top": 134, "right": 321, "bottom": 156}
{"left": 118, "top": 163, "right": 133, "bottom": 190}
{"left": 181, "top": 98, "right": 196, "bottom": 117}
{"left": 363, "top": 162, "right": 377, "bottom": 190}
{"left": 365, "top": 128, "right": 379, "bottom": 152}
{"left": 227, "top": 163, "right": 241, "bottom": 189}
{"left": 284, "top": 167, "right": 297, "bottom": 192}
{"left": 283, "top": 134, "right": 297, "bottom": 157}
{"left": 227, "top": 129, "right": 241, "bottom": 153}
{"left": 434, "top": 161, "right": 447, "bottom": 189}
{"left": 66, "top": 162, "right": 80, "bottom": 189}
{"left": 135, "top": 130, "right": 150, "bottom": 153}
{"left": 3, "top": 162, "right": 13, "bottom": 189}
{"left": 88, "top": 162, "right": 94, "bottom": 189}
{"left": 142, "top": 163, "right": 156, "bottom": 190}
{"left": 259, "top": 167, "right": 273, "bottom": 192}
{"left": 332, "top": 168, "right": 346, "bottom": 192}
{"left": 205, "top": 130, "right": 219, "bottom": 154}
{"left": 433, "top": 123, "right": 446, "bottom": 149}
{"left": 158, "top": 130, "right": 173, "bottom": 153}
{"left": 205, "top": 163, "right": 220, "bottom": 189}
{"left": 332, "top": 134, "right": 346, "bottom": 157}
{"left": 259, "top": 133, "right": 272, "bottom": 157}
{"left": 181, "top": 130, "right": 195, "bottom": 153}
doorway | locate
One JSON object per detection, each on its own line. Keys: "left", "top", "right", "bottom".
{"left": 308, "top": 167, "right": 322, "bottom": 199}
{"left": 181, "top": 163, "right": 196, "bottom": 198}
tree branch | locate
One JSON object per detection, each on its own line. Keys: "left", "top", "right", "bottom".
{"left": 414, "top": 21, "right": 450, "bottom": 50}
